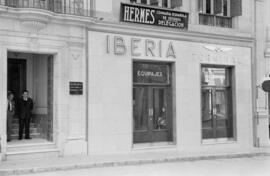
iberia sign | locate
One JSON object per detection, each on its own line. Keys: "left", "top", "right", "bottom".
{"left": 121, "top": 3, "right": 188, "bottom": 29}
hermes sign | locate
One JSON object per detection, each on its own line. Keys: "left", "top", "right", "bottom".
{"left": 120, "top": 3, "right": 188, "bottom": 29}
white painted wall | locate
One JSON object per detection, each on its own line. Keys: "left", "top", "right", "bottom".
{"left": 88, "top": 31, "right": 253, "bottom": 154}
{"left": 255, "top": 0, "right": 270, "bottom": 147}
{"left": 0, "top": 9, "right": 88, "bottom": 158}
{"left": 94, "top": 0, "right": 254, "bottom": 35}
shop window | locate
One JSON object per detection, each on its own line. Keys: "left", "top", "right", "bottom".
{"left": 201, "top": 66, "right": 234, "bottom": 140}
{"left": 130, "top": 0, "right": 182, "bottom": 9}
{"left": 198, "top": 0, "right": 242, "bottom": 28}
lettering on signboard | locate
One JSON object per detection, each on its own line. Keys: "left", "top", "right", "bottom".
{"left": 69, "top": 82, "right": 83, "bottom": 95}
{"left": 133, "top": 63, "right": 169, "bottom": 84}
{"left": 106, "top": 35, "right": 176, "bottom": 58}
{"left": 121, "top": 3, "right": 188, "bottom": 29}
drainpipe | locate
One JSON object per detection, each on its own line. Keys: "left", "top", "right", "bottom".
{"left": 253, "top": 0, "right": 259, "bottom": 147}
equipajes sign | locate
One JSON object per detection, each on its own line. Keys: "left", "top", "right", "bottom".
{"left": 133, "top": 63, "right": 169, "bottom": 85}
{"left": 120, "top": 3, "right": 188, "bottom": 30}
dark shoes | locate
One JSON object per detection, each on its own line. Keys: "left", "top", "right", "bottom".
{"left": 18, "top": 136, "right": 31, "bottom": 140}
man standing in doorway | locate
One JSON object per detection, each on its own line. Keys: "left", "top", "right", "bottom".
{"left": 18, "top": 90, "right": 33, "bottom": 140}
{"left": 7, "top": 92, "right": 15, "bottom": 142}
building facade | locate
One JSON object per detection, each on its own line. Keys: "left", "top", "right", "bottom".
{"left": 0, "top": 0, "right": 267, "bottom": 161}
{"left": 255, "top": 0, "right": 270, "bottom": 147}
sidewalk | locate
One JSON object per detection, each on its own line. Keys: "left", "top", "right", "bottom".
{"left": 1, "top": 147, "right": 270, "bottom": 175}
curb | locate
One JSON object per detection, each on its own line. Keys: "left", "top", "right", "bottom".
{"left": 1, "top": 152, "right": 270, "bottom": 175}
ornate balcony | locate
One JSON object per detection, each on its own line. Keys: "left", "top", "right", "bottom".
{"left": 0, "top": 0, "right": 91, "bottom": 17}
{"left": 199, "top": 13, "right": 232, "bottom": 28}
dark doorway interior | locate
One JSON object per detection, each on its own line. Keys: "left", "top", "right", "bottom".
{"left": 133, "top": 62, "right": 173, "bottom": 143}
{"left": 7, "top": 53, "right": 53, "bottom": 142}
{"left": 8, "top": 59, "right": 27, "bottom": 101}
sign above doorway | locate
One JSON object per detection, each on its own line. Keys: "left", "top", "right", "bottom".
{"left": 133, "top": 63, "right": 169, "bottom": 85}
{"left": 120, "top": 3, "right": 188, "bottom": 29}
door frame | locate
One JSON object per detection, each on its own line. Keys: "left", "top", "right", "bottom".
{"left": 132, "top": 61, "right": 175, "bottom": 146}
{"left": 0, "top": 50, "right": 59, "bottom": 161}
{"left": 200, "top": 65, "right": 236, "bottom": 143}
{"left": 6, "top": 55, "right": 55, "bottom": 142}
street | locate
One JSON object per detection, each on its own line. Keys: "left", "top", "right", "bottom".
{"left": 17, "top": 156, "right": 270, "bottom": 176}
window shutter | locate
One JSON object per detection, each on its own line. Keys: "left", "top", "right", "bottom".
{"left": 214, "top": 0, "right": 222, "bottom": 14}
{"left": 198, "top": 0, "right": 203, "bottom": 13}
{"left": 171, "top": 0, "right": 182, "bottom": 9}
{"left": 230, "top": 0, "right": 242, "bottom": 17}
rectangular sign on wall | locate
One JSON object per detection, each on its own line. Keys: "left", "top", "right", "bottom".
{"left": 69, "top": 82, "right": 83, "bottom": 95}
{"left": 120, "top": 3, "right": 188, "bottom": 29}
{"left": 133, "top": 63, "right": 170, "bottom": 85}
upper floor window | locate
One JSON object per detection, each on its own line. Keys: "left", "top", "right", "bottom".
{"left": 130, "top": 0, "right": 182, "bottom": 9}
{"left": 199, "top": 0, "right": 230, "bottom": 17}
{"left": 198, "top": 0, "right": 242, "bottom": 28}
{"left": 3, "top": 0, "right": 88, "bottom": 16}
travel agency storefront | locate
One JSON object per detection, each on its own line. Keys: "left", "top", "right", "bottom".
{"left": 87, "top": 3, "right": 254, "bottom": 155}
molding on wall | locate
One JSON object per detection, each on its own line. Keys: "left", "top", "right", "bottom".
{"left": 87, "top": 21, "right": 254, "bottom": 47}
{"left": 0, "top": 6, "right": 95, "bottom": 28}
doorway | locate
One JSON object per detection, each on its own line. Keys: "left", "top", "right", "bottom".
{"left": 7, "top": 52, "right": 54, "bottom": 143}
{"left": 133, "top": 62, "right": 173, "bottom": 143}
{"left": 201, "top": 66, "right": 234, "bottom": 139}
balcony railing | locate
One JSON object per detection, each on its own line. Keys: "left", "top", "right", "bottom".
{"left": 0, "top": 0, "right": 91, "bottom": 17}
{"left": 199, "top": 13, "right": 232, "bottom": 28}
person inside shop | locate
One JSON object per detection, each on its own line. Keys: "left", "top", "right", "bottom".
{"left": 18, "top": 90, "right": 33, "bottom": 140}
{"left": 7, "top": 91, "right": 15, "bottom": 142}
{"left": 157, "top": 107, "right": 167, "bottom": 129}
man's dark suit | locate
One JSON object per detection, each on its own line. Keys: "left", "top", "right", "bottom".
{"left": 18, "top": 98, "right": 33, "bottom": 139}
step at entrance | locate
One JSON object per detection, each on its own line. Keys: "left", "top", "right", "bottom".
{"left": 6, "top": 140, "right": 59, "bottom": 160}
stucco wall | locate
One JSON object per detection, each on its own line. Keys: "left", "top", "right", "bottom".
{"left": 94, "top": 0, "right": 254, "bottom": 35}
{"left": 88, "top": 30, "right": 253, "bottom": 154}
{"left": 0, "top": 10, "right": 88, "bottom": 156}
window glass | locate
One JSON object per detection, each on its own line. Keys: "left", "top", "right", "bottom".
{"left": 201, "top": 66, "right": 233, "bottom": 139}
{"left": 133, "top": 88, "right": 149, "bottom": 131}
{"left": 206, "top": 0, "right": 211, "bottom": 14}
{"left": 131, "top": 0, "right": 173, "bottom": 8}
{"left": 150, "top": 0, "right": 159, "bottom": 6}
{"left": 201, "top": 67, "right": 227, "bottom": 86}
{"left": 141, "top": 0, "right": 147, "bottom": 4}
{"left": 162, "top": 0, "right": 168, "bottom": 7}
{"left": 223, "top": 0, "right": 228, "bottom": 16}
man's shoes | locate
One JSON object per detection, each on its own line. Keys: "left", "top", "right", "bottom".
{"left": 25, "top": 137, "right": 31, "bottom": 139}
{"left": 7, "top": 139, "right": 11, "bottom": 142}
{"left": 18, "top": 137, "right": 22, "bottom": 140}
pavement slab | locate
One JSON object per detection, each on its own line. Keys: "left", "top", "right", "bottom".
{"left": 1, "top": 147, "right": 270, "bottom": 175}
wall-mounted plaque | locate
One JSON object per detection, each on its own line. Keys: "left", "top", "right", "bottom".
{"left": 133, "top": 63, "right": 170, "bottom": 85}
{"left": 120, "top": 3, "right": 188, "bottom": 30}
{"left": 69, "top": 82, "right": 83, "bottom": 95}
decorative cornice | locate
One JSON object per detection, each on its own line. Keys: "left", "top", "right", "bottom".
{"left": 21, "top": 20, "right": 47, "bottom": 33}
{"left": 0, "top": 5, "right": 95, "bottom": 28}
{"left": 87, "top": 21, "right": 255, "bottom": 48}
{"left": 203, "top": 45, "right": 232, "bottom": 52}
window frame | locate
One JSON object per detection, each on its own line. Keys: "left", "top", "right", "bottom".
{"left": 131, "top": 0, "right": 172, "bottom": 9}
{"left": 200, "top": 0, "right": 230, "bottom": 17}
{"left": 200, "top": 65, "right": 235, "bottom": 142}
